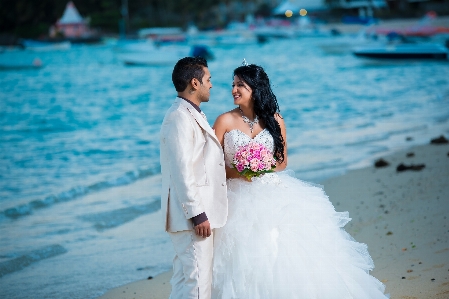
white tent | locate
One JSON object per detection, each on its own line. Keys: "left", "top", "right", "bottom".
{"left": 273, "top": 0, "right": 326, "bottom": 15}
{"left": 58, "top": 1, "right": 85, "bottom": 25}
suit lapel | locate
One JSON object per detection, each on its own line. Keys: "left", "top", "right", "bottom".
{"left": 177, "top": 98, "right": 220, "bottom": 145}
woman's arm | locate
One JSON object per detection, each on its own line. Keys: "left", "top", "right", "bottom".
{"left": 275, "top": 113, "right": 287, "bottom": 172}
{"left": 225, "top": 165, "right": 244, "bottom": 179}
{"left": 212, "top": 113, "right": 228, "bottom": 148}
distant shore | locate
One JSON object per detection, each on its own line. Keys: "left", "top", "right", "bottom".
{"left": 97, "top": 137, "right": 449, "bottom": 299}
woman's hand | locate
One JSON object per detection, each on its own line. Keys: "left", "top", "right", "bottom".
{"left": 225, "top": 165, "right": 251, "bottom": 181}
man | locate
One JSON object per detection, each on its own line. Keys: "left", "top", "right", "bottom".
{"left": 160, "top": 57, "right": 228, "bottom": 299}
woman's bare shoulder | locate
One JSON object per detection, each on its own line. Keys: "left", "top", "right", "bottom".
{"left": 214, "top": 108, "right": 240, "bottom": 127}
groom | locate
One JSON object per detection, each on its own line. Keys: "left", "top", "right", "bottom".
{"left": 160, "top": 57, "right": 228, "bottom": 299}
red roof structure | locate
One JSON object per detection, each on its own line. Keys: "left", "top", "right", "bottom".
{"left": 51, "top": 2, "right": 90, "bottom": 38}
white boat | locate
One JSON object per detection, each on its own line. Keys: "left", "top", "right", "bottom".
{"left": 317, "top": 24, "right": 382, "bottom": 54}
{"left": 116, "top": 41, "right": 212, "bottom": 66}
{"left": 138, "top": 27, "right": 186, "bottom": 44}
{"left": 118, "top": 49, "right": 188, "bottom": 66}
{"left": 353, "top": 42, "right": 449, "bottom": 59}
{"left": 253, "top": 26, "right": 296, "bottom": 39}
{"left": 114, "top": 40, "right": 164, "bottom": 53}
{"left": 187, "top": 29, "right": 260, "bottom": 47}
{"left": 23, "top": 40, "right": 71, "bottom": 51}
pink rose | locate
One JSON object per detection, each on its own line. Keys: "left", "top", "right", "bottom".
{"left": 250, "top": 158, "right": 259, "bottom": 172}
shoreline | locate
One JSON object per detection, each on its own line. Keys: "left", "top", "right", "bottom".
{"left": 97, "top": 139, "right": 449, "bottom": 299}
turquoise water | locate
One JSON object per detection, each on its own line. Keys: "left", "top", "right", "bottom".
{"left": 1, "top": 38, "right": 448, "bottom": 298}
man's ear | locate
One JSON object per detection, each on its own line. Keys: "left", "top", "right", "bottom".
{"left": 190, "top": 78, "right": 200, "bottom": 91}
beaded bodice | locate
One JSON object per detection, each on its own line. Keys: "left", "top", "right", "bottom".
{"left": 223, "top": 129, "right": 274, "bottom": 168}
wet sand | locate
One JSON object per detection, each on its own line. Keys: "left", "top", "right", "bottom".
{"left": 323, "top": 142, "right": 449, "bottom": 299}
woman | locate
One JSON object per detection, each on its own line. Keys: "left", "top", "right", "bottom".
{"left": 211, "top": 62, "right": 388, "bottom": 298}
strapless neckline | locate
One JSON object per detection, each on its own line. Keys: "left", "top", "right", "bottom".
{"left": 224, "top": 128, "right": 268, "bottom": 140}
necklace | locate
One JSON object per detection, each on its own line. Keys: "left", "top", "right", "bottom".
{"left": 239, "top": 107, "right": 259, "bottom": 133}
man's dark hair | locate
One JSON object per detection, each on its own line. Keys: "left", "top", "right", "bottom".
{"left": 172, "top": 57, "right": 208, "bottom": 92}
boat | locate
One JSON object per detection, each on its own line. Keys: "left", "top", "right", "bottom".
{"left": 352, "top": 41, "right": 449, "bottom": 59}
{"left": 188, "top": 30, "right": 260, "bottom": 47}
{"left": 116, "top": 42, "right": 213, "bottom": 66}
{"left": 138, "top": 27, "right": 187, "bottom": 45}
{"left": 184, "top": 23, "right": 262, "bottom": 47}
{"left": 114, "top": 40, "right": 159, "bottom": 53}
{"left": 22, "top": 40, "right": 71, "bottom": 51}
{"left": 318, "top": 24, "right": 384, "bottom": 54}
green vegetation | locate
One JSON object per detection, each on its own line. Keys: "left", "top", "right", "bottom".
{"left": 1, "top": 0, "right": 448, "bottom": 39}
{"left": 0, "top": 0, "right": 261, "bottom": 38}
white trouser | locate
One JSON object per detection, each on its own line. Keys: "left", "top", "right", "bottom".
{"left": 168, "top": 229, "right": 215, "bottom": 299}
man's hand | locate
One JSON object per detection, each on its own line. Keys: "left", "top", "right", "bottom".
{"left": 194, "top": 220, "right": 211, "bottom": 238}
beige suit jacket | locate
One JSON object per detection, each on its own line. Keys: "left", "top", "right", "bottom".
{"left": 160, "top": 97, "right": 228, "bottom": 232}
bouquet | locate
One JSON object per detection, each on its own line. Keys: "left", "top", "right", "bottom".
{"left": 232, "top": 142, "right": 277, "bottom": 180}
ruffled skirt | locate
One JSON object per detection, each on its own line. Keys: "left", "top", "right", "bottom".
{"left": 212, "top": 171, "right": 388, "bottom": 299}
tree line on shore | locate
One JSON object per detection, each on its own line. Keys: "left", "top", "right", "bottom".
{"left": 0, "top": 0, "right": 272, "bottom": 39}
{"left": 1, "top": 0, "right": 447, "bottom": 40}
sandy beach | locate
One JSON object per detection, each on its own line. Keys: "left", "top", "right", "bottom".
{"left": 97, "top": 138, "right": 449, "bottom": 299}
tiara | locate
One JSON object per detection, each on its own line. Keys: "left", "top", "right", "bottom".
{"left": 241, "top": 58, "right": 249, "bottom": 66}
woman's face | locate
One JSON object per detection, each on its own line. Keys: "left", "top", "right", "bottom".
{"left": 232, "top": 75, "right": 252, "bottom": 106}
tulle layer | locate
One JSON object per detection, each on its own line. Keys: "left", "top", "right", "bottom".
{"left": 212, "top": 171, "right": 388, "bottom": 299}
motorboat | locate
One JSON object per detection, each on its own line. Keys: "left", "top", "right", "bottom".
{"left": 138, "top": 27, "right": 187, "bottom": 45}
{"left": 188, "top": 31, "right": 260, "bottom": 47}
{"left": 22, "top": 40, "right": 71, "bottom": 51}
{"left": 352, "top": 41, "right": 449, "bottom": 59}
{"left": 116, "top": 41, "right": 213, "bottom": 66}
{"left": 318, "top": 24, "right": 382, "bottom": 54}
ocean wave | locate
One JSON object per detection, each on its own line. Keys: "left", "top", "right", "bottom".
{"left": 344, "top": 124, "right": 428, "bottom": 147}
{"left": 0, "top": 244, "right": 67, "bottom": 278}
{"left": 0, "top": 167, "right": 159, "bottom": 221}
{"left": 79, "top": 200, "right": 161, "bottom": 231}
{"left": 344, "top": 134, "right": 391, "bottom": 147}
{"left": 295, "top": 160, "right": 349, "bottom": 173}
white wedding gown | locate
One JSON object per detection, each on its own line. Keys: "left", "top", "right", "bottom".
{"left": 212, "top": 129, "right": 388, "bottom": 299}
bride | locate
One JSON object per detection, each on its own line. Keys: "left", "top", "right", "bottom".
{"left": 211, "top": 62, "right": 389, "bottom": 298}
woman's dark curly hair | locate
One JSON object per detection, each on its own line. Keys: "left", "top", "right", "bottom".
{"left": 234, "top": 64, "right": 284, "bottom": 163}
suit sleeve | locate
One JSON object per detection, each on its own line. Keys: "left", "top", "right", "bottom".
{"left": 164, "top": 110, "right": 205, "bottom": 219}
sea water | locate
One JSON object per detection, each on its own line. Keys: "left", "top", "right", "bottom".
{"left": 1, "top": 38, "right": 448, "bottom": 298}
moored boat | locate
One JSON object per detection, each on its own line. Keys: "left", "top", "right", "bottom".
{"left": 353, "top": 41, "right": 449, "bottom": 59}
{"left": 22, "top": 40, "right": 71, "bottom": 51}
{"left": 117, "top": 44, "right": 213, "bottom": 66}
